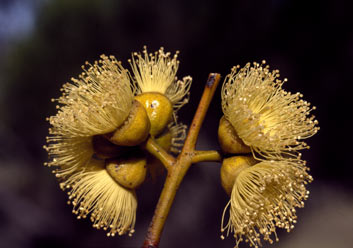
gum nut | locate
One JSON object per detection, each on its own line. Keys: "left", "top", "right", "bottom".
{"left": 135, "top": 92, "right": 173, "bottom": 137}
{"left": 106, "top": 156, "right": 147, "bottom": 189}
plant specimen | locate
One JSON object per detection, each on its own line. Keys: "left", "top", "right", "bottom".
{"left": 44, "top": 48, "right": 319, "bottom": 248}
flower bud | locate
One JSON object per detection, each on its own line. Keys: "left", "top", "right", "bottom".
{"left": 218, "top": 116, "right": 251, "bottom": 154}
{"left": 109, "top": 100, "right": 151, "bottom": 146}
{"left": 106, "top": 156, "right": 147, "bottom": 189}
{"left": 135, "top": 92, "right": 173, "bottom": 137}
{"left": 220, "top": 156, "right": 257, "bottom": 195}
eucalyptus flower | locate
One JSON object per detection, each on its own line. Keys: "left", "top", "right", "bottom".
{"left": 221, "top": 61, "right": 319, "bottom": 162}
{"left": 130, "top": 47, "right": 192, "bottom": 137}
{"left": 219, "top": 61, "right": 319, "bottom": 247}
{"left": 44, "top": 55, "right": 138, "bottom": 236}
{"left": 130, "top": 46, "right": 192, "bottom": 112}
{"left": 220, "top": 157, "right": 313, "bottom": 248}
{"left": 61, "top": 159, "right": 137, "bottom": 237}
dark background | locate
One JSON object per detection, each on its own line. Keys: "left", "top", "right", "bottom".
{"left": 0, "top": 0, "right": 352, "bottom": 247}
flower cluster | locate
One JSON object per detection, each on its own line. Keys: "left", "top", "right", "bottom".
{"left": 44, "top": 48, "right": 191, "bottom": 236}
{"left": 44, "top": 48, "right": 318, "bottom": 247}
{"left": 219, "top": 61, "right": 319, "bottom": 247}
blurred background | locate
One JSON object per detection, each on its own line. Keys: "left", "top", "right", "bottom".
{"left": 0, "top": 0, "right": 352, "bottom": 247}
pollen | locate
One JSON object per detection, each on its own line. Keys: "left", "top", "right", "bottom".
{"left": 221, "top": 62, "right": 319, "bottom": 162}
{"left": 221, "top": 160, "right": 312, "bottom": 248}
{"left": 129, "top": 46, "right": 192, "bottom": 112}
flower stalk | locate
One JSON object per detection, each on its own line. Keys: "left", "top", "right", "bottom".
{"left": 191, "top": 150, "right": 222, "bottom": 164}
{"left": 142, "top": 73, "right": 221, "bottom": 248}
{"left": 143, "top": 137, "right": 176, "bottom": 171}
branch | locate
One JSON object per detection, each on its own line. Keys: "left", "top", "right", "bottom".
{"left": 143, "top": 137, "right": 176, "bottom": 171}
{"left": 142, "top": 73, "right": 221, "bottom": 248}
{"left": 191, "top": 150, "right": 222, "bottom": 164}
{"left": 182, "top": 73, "right": 221, "bottom": 152}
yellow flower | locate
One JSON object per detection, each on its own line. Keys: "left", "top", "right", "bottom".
{"left": 61, "top": 159, "right": 137, "bottom": 237}
{"left": 130, "top": 46, "right": 192, "bottom": 112}
{"left": 221, "top": 159, "right": 313, "bottom": 248}
{"left": 130, "top": 47, "right": 192, "bottom": 138}
{"left": 49, "top": 55, "right": 133, "bottom": 137}
{"left": 221, "top": 61, "right": 319, "bottom": 162}
{"left": 45, "top": 55, "right": 134, "bottom": 172}
{"left": 44, "top": 55, "right": 137, "bottom": 236}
